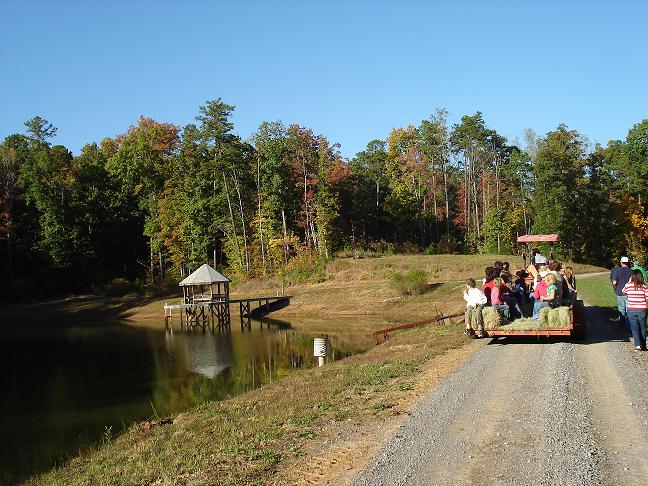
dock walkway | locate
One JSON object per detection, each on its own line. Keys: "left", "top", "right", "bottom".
{"left": 164, "top": 296, "right": 290, "bottom": 331}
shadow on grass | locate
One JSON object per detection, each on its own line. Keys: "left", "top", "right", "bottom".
{"left": 0, "top": 292, "right": 177, "bottom": 332}
{"left": 245, "top": 316, "right": 292, "bottom": 330}
{"left": 423, "top": 282, "right": 445, "bottom": 294}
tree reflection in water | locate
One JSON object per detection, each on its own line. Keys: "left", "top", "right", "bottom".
{"left": 0, "top": 319, "right": 363, "bottom": 483}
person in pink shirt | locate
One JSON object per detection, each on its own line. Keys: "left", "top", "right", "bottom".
{"left": 531, "top": 274, "right": 548, "bottom": 306}
{"left": 482, "top": 267, "right": 499, "bottom": 304}
{"left": 622, "top": 270, "right": 648, "bottom": 350}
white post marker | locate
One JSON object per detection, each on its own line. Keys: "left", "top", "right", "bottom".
{"left": 314, "top": 337, "right": 328, "bottom": 367}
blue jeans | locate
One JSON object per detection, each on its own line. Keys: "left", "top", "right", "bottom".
{"left": 493, "top": 304, "right": 510, "bottom": 320}
{"left": 616, "top": 295, "right": 628, "bottom": 330}
{"left": 533, "top": 300, "right": 549, "bottom": 319}
{"left": 626, "top": 309, "right": 647, "bottom": 348}
{"left": 504, "top": 295, "right": 524, "bottom": 318}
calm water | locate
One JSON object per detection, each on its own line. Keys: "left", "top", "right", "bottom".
{"left": 0, "top": 320, "right": 361, "bottom": 484}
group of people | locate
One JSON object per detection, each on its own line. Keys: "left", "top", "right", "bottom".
{"left": 611, "top": 256, "right": 648, "bottom": 351}
{"left": 461, "top": 251, "right": 648, "bottom": 349}
{"left": 463, "top": 254, "right": 578, "bottom": 338}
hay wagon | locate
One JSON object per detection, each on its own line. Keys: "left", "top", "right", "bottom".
{"left": 474, "top": 233, "right": 586, "bottom": 339}
{"left": 481, "top": 301, "right": 586, "bottom": 339}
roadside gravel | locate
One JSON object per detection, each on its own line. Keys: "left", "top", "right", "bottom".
{"left": 353, "top": 305, "right": 648, "bottom": 485}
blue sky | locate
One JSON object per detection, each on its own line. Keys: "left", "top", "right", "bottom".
{"left": 1, "top": 1, "right": 646, "bottom": 158}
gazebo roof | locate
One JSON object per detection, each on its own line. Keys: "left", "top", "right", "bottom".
{"left": 179, "top": 264, "right": 230, "bottom": 286}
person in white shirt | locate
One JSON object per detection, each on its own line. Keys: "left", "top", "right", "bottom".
{"left": 464, "top": 278, "right": 487, "bottom": 338}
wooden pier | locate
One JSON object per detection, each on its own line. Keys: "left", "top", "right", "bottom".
{"left": 164, "top": 300, "right": 231, "bottom": 332}
{"left": 163, "top": 263, "right": 290, "bottom": 332}
{"left": 233, "top": 296, "right": 291, "bottom": 329}
{"left": 164, "top": 296, "right": 291, "bottom": 332}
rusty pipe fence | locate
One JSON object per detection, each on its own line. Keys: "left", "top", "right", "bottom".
{"left": 373, "top": 308, "right": 464, "bottom": 344}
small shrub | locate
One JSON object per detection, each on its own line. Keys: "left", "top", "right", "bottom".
{"left": 390, "top": 269, "right": 428, "bottom": 296}
{"left": 284, "top": 254, "right": 326, "bottom": 285}
{"left": 336, "top": 247, "right": 361, "bottom": 259}
{"left": 104, "top": 278, "right": 134, "bottom": 297}
{"left": 429, "top": 265, "right": 441, "bottom": 279}
{"left": 313, "top": 263, "right": 326, "bottom": 283}
{"left": 369, "top": 240, "right": 395, "bottom": 255}
{"left": 335, "top": 247, "right": 384, "bottom": 259}
{"left": 390, "top": 272, "right": 407, "bottom": 295}
{"left": 400, "top": 241, "right": 420, "bottom": 254}
{"left": 102, "top": 425, "right": 113, "bottom": 445}
{"left": 436, "top": 234, "right": 460, "bottom": 254}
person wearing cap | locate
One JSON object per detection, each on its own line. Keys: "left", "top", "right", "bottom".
{"left": 611, "top": 257, "right": 633, "bottom": 330}
{"left": 534, "top": 253, "right": 548, "bottom": 266}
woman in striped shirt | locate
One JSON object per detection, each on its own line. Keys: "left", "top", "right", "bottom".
{"left": 622, "top": 270, "right": 648, "bottom": 351}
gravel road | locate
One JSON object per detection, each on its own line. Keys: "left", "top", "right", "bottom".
{"left": 353, "top": 305, "right": 648, "bottom": 485}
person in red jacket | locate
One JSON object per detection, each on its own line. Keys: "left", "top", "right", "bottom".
{"left": 482, "top": 267, "right": 499, "bottom": 305}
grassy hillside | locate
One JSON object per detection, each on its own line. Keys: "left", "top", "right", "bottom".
{"left": 3, "top": 254, "right": 607, "bottom": 339}
{"left": 231, "top": 254, "right": 607, "bottom": 323}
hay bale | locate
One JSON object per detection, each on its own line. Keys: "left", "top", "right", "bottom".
{"left": 468, "top": 306, "right": 502, "bottom": 330}
{"left": 499, "top": 306, "right": 571, "bottom": 330}
{"left": 482, "top": 306, "right": 502, "bottom": 330}
{"left": 547, "top": 306, "right": 571, "bottom": 328}
{"left": 499, "top": 318, "right": 541, "bottom": 331}
{"left": 538, "top": 306, "right": 551, "bottom": 324}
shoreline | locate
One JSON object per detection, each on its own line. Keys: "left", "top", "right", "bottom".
{"left": 11, "top": 255, "right": 607, "bottom": 485}
{"left": 29, "top": 317, "right": 474, "bottom": 485}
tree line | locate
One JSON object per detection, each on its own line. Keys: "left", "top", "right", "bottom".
{"left": 1, "top": 99, "right": 647, "bottom": 296}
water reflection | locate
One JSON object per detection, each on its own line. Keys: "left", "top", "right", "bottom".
{"left": 0, "top": 320, "right": 362, "bottom": 484}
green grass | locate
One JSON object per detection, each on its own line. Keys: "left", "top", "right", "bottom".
{"left": 575, "top": 274, "right": 618, "bottom": 323}
{"left": 576, "top": 274, "right": 617, "bottom": 310}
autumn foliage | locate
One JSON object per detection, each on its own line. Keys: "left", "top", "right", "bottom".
{"left": 0, "top": 104, "right": 647, "bottom": 296}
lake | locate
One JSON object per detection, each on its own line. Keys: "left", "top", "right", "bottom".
{"left": 0, "top": 319, "right": 364, "bottom": 484}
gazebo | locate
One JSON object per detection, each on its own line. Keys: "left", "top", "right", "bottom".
{"left": 177, "top": 264, "right": 231, "bottom": 330}
{"left": 179, "top": 263, "right": 230, "bottom": 304}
